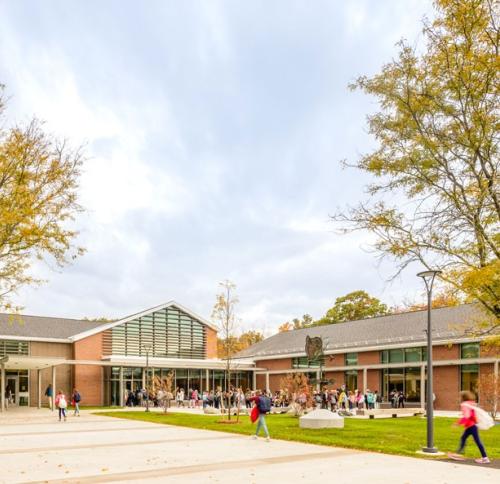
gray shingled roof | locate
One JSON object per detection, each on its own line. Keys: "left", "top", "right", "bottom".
{"left": 235, "top": 304, "right": 486, "bottom": 359}
{"left": 0, "top": 313, "right": 107, "bottom": 340}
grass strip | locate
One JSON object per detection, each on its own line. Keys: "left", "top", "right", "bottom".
{"left": 95, "top": 411, "right": 500, "bottom": 460}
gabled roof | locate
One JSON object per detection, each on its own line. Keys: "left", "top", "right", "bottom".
{"left": 70, "top": 300, "right": 217, "bottom": 342}
{"left": 0, "top": 301, "right": 216, "bottom": 343}
{"left": 234, "top": 304, "right": 488, "bottom": 360}
{"left": 0, "top": 313, "right": 105, "bottom": 342}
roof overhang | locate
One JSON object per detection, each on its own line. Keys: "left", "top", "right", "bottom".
{"left": 0, "top": 355, "right": 261, "bottom": 371}
{"left": 0, "top": 355, "right": 69, "bottom": 370}
{"left": 0, "top": 335, "right": 71, "bottom": 343}
{"left": 101, "top": 355, "right": 257, "bottom": 370}
{"left": 70, "top": 300, "right": 217, "bottom": 342}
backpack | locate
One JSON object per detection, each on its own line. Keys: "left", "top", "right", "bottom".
{"left": 74, "top": 392, "right": 81, "bottom": 403}
{"left": 463, "top": 403, "right": 494, "bottom": 431}
{"left": 258, "top": 396, "right": 271, "bottom": 413}
{"left": 58, "top": 396, "right": 67, "bottom": 409}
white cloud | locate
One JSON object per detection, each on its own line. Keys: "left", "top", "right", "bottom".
{"left": 1, "top": 0, "right": 435, "bottom": 330}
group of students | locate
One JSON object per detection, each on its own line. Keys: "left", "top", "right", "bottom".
{"left": 313, "top": 387, "right": 382, "bottom": 411}
{"left": 44, "top": 384, "right": 81, "bottom": 421}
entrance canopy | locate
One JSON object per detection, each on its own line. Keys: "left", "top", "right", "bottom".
{"left": 0, "top": 355, "right": 69, "bottom": 370}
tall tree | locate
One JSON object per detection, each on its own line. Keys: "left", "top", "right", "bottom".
{"left": 212, "top": 280, "right": 239, "bottom": 420}
{"left": 278, "top": 321, "right": 293, "bottom": 332}
{"left": 238, "top": 330, "right": 264, "bottom": 349}
{"left": 0, "top": 85, "right": 84, "bottom": 311}
{"left": 216, "top": 330, "right": 264, "bottom": 357}
{"left": 315, "top": 290, "right": 388, "bottom": 325}
{"left": 334, "top": 0, "right": 499, "bottom": 333}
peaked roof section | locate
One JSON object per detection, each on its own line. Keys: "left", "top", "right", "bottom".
{"left": 70, "top": 300, "right": 217, "bottom": 342}
{"left": 0, "top": 313, "right": 105, "bottom": 341}
{"left": 235, "top": 304, "right": 486, "bottom": 360}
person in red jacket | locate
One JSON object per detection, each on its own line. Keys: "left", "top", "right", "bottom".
{"left": 249, "top": 390, "right": 271, "bottom": 442}
{"left": 448, "top": 391, "right": 490, "bottom": 464}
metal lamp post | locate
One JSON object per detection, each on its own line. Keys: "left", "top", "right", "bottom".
{"left": 417, "top": 269, "right": 442, "bottom": 454}
{"left": 143, "top": 344, "right": 152, "bottom": 412}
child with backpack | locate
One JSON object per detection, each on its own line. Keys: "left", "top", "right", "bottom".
{"left": 448, "top": 391, "right": 492, "bottom": 464}
{"left": 249, "top": 390, "right": 271, "bottom": 441}
{"left": 72, "top": 388, "right": 81, "bottom": 416}
{"left": 55, "top": 390, "right": 68, "bottom": 422}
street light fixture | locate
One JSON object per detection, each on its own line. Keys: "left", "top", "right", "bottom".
{"left": 417, "top": 269, "right": 442, "bottom": 454}
{"left": 143, "top": 344, "right": 152, "bottom": 412}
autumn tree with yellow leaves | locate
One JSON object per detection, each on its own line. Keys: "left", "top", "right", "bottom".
{"left": 334, "top": 0, "right": 499, "bottom": 335}
{"left": 0, "top": 85, "right": 84, "bottom": 311}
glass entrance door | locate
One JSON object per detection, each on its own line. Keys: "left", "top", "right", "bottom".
{"left": 6, "top": 376, "right": 18, "bottom": 406}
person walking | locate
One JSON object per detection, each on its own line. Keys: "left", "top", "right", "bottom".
{"left": 45, "top": 384, "right": 53, "bottom": 410}
{"left": 249, "top": 390, "right": 271, "bottom": 441}
{"left": 72, "top": 388, "right": 81, "bottom": 416}
{"left": 448, "top": 391, "right": 490, "bottom": 464}
{"left": 55, "top": 390, "right": 68, "bottom": 422}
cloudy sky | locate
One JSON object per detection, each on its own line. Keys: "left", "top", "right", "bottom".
{"left": 1, "top": 0, "right": 435, "bottom": 334}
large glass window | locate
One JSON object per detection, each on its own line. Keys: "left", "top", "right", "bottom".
{"left": 382, "top": 367, "right": 422, "bottom": 402}
{"left": 381, "top": 347, "right": 426, "bottom": 363}
{"left": 461, "top": 364, "right": 479, "bottom": 394}
{"left": 292, "top": 356, "right": 321, "bottom": 368}
{"left": 389, "top": 349, "right": 404, "bottom": 363}
{"left": 345, "top": 352, "right": 358, "bottom": 366}
{"left": 404, "top": 348, "right": 421, "bottom": 363}
{"left": 106, "top": 306, "right": 207, "bottom": 359}
{"left": 0, "top": 339, "right": 29, "bottom": 356}
{"left": 461, "top": 343, "right": 480, "bottom": 359}
{"left": 345, "top": 370, "right": 358, "bottom": 391}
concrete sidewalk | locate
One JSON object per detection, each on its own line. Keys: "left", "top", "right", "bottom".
{"left": 0, "top": 408, "right": 497, "bottom": 483}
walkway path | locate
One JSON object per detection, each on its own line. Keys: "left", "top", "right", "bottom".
{"left": 0, "top": 408, "right": 498, "bottom": 483}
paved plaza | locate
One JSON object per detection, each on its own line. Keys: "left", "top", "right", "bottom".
{"left": 0, "top": 408, "right": 498, "bottom": 483}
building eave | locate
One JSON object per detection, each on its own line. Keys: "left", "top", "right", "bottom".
{"left": 0, "top": 334, "right": 71, "bottom": 344}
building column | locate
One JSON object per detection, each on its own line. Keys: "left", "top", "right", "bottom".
{"left": 363, "top": 368, "right": 367, "bottom": 391}
{"left": 205, "top": 369, "right": 210, "bottom": 392}
{"left": 51, "top": 366, "right": 57, "bottom": 411}
{"left": 119, "top": 367, "right": 124, "bottom": 407}
{"left": 252, "top": 371, "right": 256, "bottom": 390}
{"left": 265, "top": 372, "right": 270, "bottom": 392}
{"left": 0, "top": 364, "right": 5, "bottom": 413}
{"left": 316, "top": 370, "right": 321, "bottom": 391}
{"left": 420, "top": 364, "right": 426, "bottom": 409}
{"left": 37, "top": 370, "right": 42, "bottom": 409}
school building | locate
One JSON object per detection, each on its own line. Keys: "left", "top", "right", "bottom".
{"left": 234, "top": 304, "right": 499, "bottom": 411}
{"left": 0, "top": 301, "right": 255, "bottom": 411}
{"left": 0, "top": 301, "right": 498, "bottom": 411}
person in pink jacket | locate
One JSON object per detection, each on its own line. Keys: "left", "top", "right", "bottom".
{"left": 448, "top": 391, "right": 490, "bottom": 464}
{"left": 55, "top": 390, "right": 68, "bottom": 422}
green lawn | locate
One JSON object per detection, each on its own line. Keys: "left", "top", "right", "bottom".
{"left": 95, "top": 411, "right": 500, "bottom": 460}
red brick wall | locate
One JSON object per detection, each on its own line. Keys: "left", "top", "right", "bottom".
{"left": 358, "top": 351, "right": 380, "bottom": 365}
{"left": 480, "top": 344, "right": 500, "bottom": 358}
{"left": 255, "top": 358, "right": 292, "bottom": 371}
{"left": 325, "top": 371, "right": 345, "bottom": 387}
{"left": 269, "top": 374, "right": 287, "bottom": 391}
{"left": 73, "top": 332, "right": 104, "bottom": 406}
{"left": 433, "top": 366, "right": 459, "bottom": 410}
{"left": 478, "top": 363, "right": 495, "bottom": 411}
{"left": 206, "top": 327, "right": 218, "bottom": 358}
{"left": 366, "top": 369, "right": 380, "bottom": 392}
{"left": 256, "top": 374, "right": 266, "bottom": 390}
{"left": 433, "top": 344, "right": 459, "bottom": 360}
{"left": 327, "top": 353, "right": 345, "bottom": 367}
